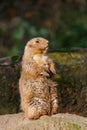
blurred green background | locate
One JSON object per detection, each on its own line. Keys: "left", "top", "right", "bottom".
{"left": 0, "top": 0, "right": 87, "bottom": 57}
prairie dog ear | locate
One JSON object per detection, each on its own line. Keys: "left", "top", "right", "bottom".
{"left": 27, "top": 41, "right": 33, "bottom": 48}
{"left": 29, "top": 44, "right": 32, "bottom": 47}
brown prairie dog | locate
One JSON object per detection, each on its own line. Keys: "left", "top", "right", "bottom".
{"left": 19, "top": 37, "right": 58, "bottom": 119}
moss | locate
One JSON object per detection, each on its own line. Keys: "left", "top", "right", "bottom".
{"left": 67, "top": 122, "right": 81, "bottom": 130}
{"left": 50, "top": 52, "right": 87, "bottom": 65}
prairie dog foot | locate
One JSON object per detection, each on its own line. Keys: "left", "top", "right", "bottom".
{"left": 25, "top": 99, "right": 50, "bottom": 119}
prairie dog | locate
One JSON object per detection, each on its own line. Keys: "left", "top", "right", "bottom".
{"left": 19, "top": 37, "right": 58, "bottom": 119}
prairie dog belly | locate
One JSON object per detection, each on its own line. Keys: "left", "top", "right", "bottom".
{"left": 33, "top": 55, "right": 49, "bottom": 68}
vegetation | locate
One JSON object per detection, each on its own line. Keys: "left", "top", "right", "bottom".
{"left": 0, "top": 0, "right": 87, "bottom": 57}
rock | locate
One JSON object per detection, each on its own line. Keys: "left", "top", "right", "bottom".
{"left": 0, "top": 64, "right": 20, "bottom": 114}
{"left": 0, "top": 53, "right": 87, "bottom": 116}
{"left": 51, "top": 52, "right": 87, "bottom": 116}
{"left": 0, "top": 113, "right": 87, "bottom": 130}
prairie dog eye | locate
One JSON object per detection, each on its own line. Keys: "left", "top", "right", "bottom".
{"left": 36, "top": 40, "right": 40, "bottom": 43}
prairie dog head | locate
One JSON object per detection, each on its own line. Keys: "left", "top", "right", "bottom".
{"left": 25, "top": 37, "right": 49, "bottom": 54}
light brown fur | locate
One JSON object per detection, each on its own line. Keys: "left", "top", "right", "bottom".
{"left": 19, "top": 37, "right": 58, "bottom": 119}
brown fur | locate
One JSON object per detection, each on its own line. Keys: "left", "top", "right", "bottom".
{"left": 19, "top": 37, "right": 58, "bottom": 119}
